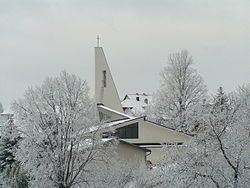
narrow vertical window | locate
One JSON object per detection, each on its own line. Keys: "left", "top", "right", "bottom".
{"left": 102, "top": 70, "right": 107, "bottom": 87}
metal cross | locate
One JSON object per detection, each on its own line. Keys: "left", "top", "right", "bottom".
{"left": 97, "top": 35, "right": 100, "bottom": 47}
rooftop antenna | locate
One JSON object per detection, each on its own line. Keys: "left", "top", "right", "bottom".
{"left": 96, "top": 35, "right": 100, "bottom": 47}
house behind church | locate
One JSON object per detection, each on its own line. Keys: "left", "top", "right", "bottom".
{"left": 121, "top": 93, "right": 152, "bottom": 116}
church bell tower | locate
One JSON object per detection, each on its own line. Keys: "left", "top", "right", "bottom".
{"left": 95, "top": 36, "right": 123, "bottom": 113}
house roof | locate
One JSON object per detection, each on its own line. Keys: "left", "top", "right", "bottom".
{"left": 104, "top": 117, "right": 142, "bottom": 127}
{"left": 122, "top": 93, "right": 152, "bottom": 101}
{"left": 98, "top": 104, "right": 133, "bottom": 119}
{"left": 121, "top": 93, "right": 152, "bottom": 115}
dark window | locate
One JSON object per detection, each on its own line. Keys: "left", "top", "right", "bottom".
{"left": 136, "top": 97, "right": 140, "bottom": 101}
{"left": 144, "top": 98, "right": 148, "bottom": 104}
{"left": 99, "top": 111, "right": 103, "bottom": 121}
{"left": 116, "top": 123, "right": 138, "bottom": 139}
{"left": 102, "top": 70, "right": 107, "bottom": 87}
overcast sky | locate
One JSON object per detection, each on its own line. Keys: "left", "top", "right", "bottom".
{"left": 1, "top": 0, "right": 250, "bottom": 110}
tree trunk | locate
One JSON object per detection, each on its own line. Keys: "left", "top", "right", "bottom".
{"left": 58, "top": 183, "right": 67, "bottom": 188}
{"left": 233, "top": 172, "right": 239, "bottom": 188}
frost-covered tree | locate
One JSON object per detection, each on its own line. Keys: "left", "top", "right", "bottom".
{"left": 155, "top": 87, "right": 250, "bottom": 188}
{"left": 12, "top": 71, "right": 111, "bottom": 188}
{"left": 0, "top": 117, "right": 28, "bottom": 188}
{"left": 0, "top": 119, "right": 19, "bottom": 173}
{"left": 91, "top": 156, "right": 149, "bottom": 188}
{"left": 214, "top": 87, "right": 226, "bottom": 105}
{"left": 148, "top": 50, "right": 207, "bottom": 132}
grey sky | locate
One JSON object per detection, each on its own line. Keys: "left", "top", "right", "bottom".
{"left": 1, "top": 0, "right": 250, "bottom": 110}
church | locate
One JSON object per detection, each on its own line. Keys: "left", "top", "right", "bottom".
{"left": 94, "top": 44, "right": 192, "bottom": 163}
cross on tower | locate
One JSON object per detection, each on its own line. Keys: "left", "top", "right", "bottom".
{"left": 96, "top": 35, "right": 100, "bottom": 47}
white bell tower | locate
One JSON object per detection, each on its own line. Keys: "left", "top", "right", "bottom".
{"left": 95, "top": 36, "right": 123, "bottom": 113}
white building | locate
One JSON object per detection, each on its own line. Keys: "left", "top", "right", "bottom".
{"left": 121, "top": 93, "right": 152, "bottom": 116}
{"left": 95, "top": 45, "right": 192, "bottom": 163}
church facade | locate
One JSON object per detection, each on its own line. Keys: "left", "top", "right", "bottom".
{"left": 94, "top": 46, "right": 191, "bottom": 163}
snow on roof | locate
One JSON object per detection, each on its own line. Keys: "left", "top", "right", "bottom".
{"left": 123, "top": 93, "right": 152, "bottom": 101}
{"left": 104, "top": 118, "right": 137, "bottom": 127}
{"left": 98, "top": 104, "right": 133, "bottom": 119}
{"left": 89, "top": 117, "right": 141, "bottom": 133}
{"left": 121, "top": 93, "right": 152, "bottom": 116}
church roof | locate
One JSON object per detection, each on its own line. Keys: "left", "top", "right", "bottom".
{"left": 97, "top": 104, "right": 193, "bottom": 137}
{"left": 89, "top": 116, "right": 143, "bottom": 133}
{"left": 97, "top": 107, "right": 193, "bottom": 138}
{"left": 98, "top": 104, "right": 133, "bottom": 119}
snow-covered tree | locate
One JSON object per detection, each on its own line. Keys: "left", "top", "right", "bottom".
{"left": 214, "top": 87, "right": 226, "bottom": 104}
{"left": 0, "top": 119, "right": 18, "bottom": 173}
{"left": 0, "top": 117, "right": 28, "bottom": 188}
{"left": 12, "top": 71, "right": 112, "bottom": 188}
{"left": 155, "top": 88, "right": 250, "bottom": 188}
{"left": 92, "top": 156, "right": 148, "bottom": 188}
{"left": 238, "top": 83, "right": 250, "bottom": 127}
{"left": 147, "top": 50, "right": 207, "bottom": 133}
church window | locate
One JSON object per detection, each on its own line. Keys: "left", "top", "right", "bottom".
{"left": 116, "top": 123, "right": 138, "bottom": 139}
{"left": 136, "top": 96, "right": 140, "bottom": 101}
{"left": 102, "top": 70, "right": 107, "bottom": 87}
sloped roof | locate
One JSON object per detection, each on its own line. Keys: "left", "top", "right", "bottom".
{"left": 121, "top": 93, "right": 152, "bottom": 115}
{"left": 89, "top": 117, "right": 143, "bottom": 133}
{"left": 98, "top": 104, "right": 133, "bottom": 119}
{"left": 123, "top": 93, "right": 152, "bottom": 101}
